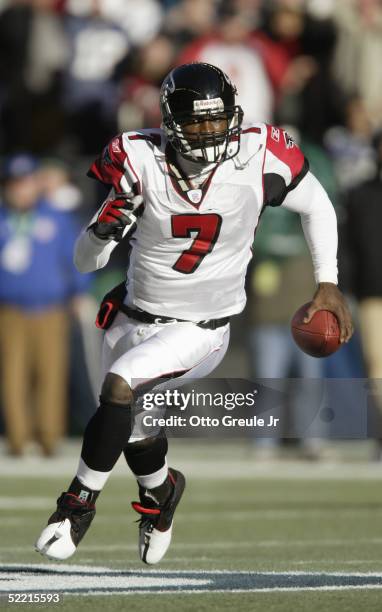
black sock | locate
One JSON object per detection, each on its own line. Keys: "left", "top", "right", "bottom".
{"left": 81, "top": 399, "right": 133, "bottom": 472}
{"left": 67, "top": 476, "right": 100, "bottom": 504}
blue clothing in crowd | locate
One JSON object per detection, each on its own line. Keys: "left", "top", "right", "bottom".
{"left": 0, "top": 199, "right": 91, "bottom": 311}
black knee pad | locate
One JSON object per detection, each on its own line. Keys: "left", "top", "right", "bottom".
{"left": 124, "top": 435, "right": 168, "bottom": 475}
{"left": 101, "top": 372, "right": 133, "bottom": 405}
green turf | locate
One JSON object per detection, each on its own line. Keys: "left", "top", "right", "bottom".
{"left": 1, "top": 458, "right": 382, "bottom": 611}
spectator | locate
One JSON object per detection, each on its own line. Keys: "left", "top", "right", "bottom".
{"left": 256, "top": 0, "right": 344, "bottom": 143}
{"left": 61, "top": 0, "right": 163, "bottom": 153}
{"left": 332, "top": 0, "right": 382, "bottom": 130}
{"left": 253, "top": 0, "right": 311, "bottom": 102}
{"left": 178, "top": 1, "right": 274, "bottom": 124}
{"left": 38, "top": 157, "right": 83, "bottom": 211}
{"left": 342, "top": 131, "right": 382, "bottom": 450}
{"left": 0, "top": 153, "right": 92, "bottom": 456}
{"left": 0, "top": 0, "right": 68, "bottom": 154}
{"left": 118, "top": 34, "right": 176, "bottom": 131}
{"left": 324, "top": 95, "right": 376, "bottom": 194}
{"left": 165, "top": 0, "right": 217, "bottom": 47}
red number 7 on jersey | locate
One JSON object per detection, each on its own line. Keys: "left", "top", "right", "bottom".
{"left": 171, "top": 213, "right": 222, "bottom": 274}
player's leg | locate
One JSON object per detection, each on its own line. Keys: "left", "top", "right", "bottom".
{"left": 35, "top": 315, "right": 142, "bottom": 559}
{"left": 118, "top": 321, "right": 229, "bottom": 564}
{"left": 123, "top": 434, "right": 186, "bottom": 564}
{"left": 35, "top": 368, "right": 137, "bottom": 560}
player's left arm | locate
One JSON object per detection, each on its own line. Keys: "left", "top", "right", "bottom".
{"left": 263, "top": 125, "right": 353, "bottom": 343}
{"left": 282, "top": 171, "right": 353, "bottom": 343}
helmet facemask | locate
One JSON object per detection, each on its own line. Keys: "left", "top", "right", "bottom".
{"left": 162, "top": 106, "right": 244, "bottom": 164}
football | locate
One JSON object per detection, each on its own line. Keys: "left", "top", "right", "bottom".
{"left": 291, "top": 302, "right": 341, "bottom": 358}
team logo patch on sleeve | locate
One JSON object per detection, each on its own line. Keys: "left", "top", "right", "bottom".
{"left": 271, "top": 127, "right": 280, "bottom": 142}
{"left": 111, "top": 138, "right": 122, "bottom": 154}
{"left": 283, "top": 131, "right": 295, "bottom": 149}
{"left": 101, "top": 146, "right": 113, "bottom": 166}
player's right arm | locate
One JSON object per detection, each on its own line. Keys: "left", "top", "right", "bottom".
{"left": 74, "top": 230, "right": 117, "bottom": 273}
{"left": 74, "top": 134, "right": 143, "bottom": 273}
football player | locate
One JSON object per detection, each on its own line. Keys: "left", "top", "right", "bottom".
{"left": 35, "top": 62, "right": 353, "bottom": 565}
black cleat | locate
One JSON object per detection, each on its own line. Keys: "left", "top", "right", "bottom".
{"left": 131, "top": 468, "right": 186, "bottom": 564}
{"left": 35, "top": 492, "right": 96, "bottom": 560}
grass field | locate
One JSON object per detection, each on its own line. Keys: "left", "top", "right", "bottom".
{"left": 1, "top": 440, "right": 382, "bottom": 611}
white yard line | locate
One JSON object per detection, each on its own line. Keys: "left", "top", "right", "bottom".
{"left": 2, "top": 565, "right": 382, "bottom": 595}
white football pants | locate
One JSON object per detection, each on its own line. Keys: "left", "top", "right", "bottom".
{"left": 101, "top": 312, "right": 230, "bottom": 441}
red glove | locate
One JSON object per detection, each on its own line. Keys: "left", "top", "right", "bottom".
{"left": 92, "top": 192, "right": 144, "bottom": 241}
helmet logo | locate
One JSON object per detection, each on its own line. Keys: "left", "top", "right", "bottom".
{"left": 164, "top": 72, "right": 176, "bottom": 95}
{"left": 193, "top": 98, "right": 224, "bottom": 112}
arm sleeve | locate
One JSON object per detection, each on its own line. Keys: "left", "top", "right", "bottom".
{"left": 74, "top": 228, "right": 119, "bottom": 274}
{"left": 74, "top": 188, "right": 124, "bottom": 273}
{"left": 59, "top": 212, "right": 93, "bottom": 292}
{"left": 281, "top": 171, "right": 338, "bottom": 285}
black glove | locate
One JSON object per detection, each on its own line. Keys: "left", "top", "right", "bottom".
{"left": 95, "top": 282, "right": 127, "bottom": 329}
{"left": 92, "top": 192, "right": 144, "bottom": 241}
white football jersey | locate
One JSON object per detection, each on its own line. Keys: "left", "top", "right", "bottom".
{"left": 87, "top": 124, "right": 309, "bottom": 321}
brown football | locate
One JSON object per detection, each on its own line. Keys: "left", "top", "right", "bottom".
{"left": 291, "top": 302, "right": 341, "bottom": 358}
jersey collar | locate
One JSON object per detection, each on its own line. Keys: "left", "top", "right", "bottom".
{"left": 165, "top": 143, "right": 218, "bottom": 209}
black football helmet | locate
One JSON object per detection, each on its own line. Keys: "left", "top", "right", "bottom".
{"left": 160, "top": 63, "right": 244, "bottom": 163}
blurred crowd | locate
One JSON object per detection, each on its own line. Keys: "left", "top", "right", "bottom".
{"left": 0, "top": 0, "right": 382, "bottom": 457}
